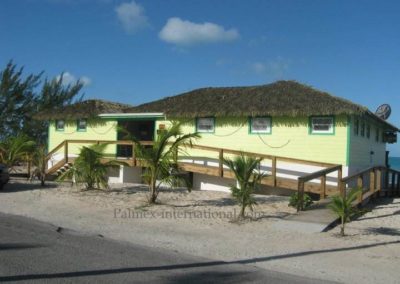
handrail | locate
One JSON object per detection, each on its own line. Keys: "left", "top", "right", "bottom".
{"left": 45, "top": 140, "right": 66, "bottom": 162}
{"left": 298, "top": 165, "right": 342, "bottom": 183}
{"left": 341, "top": 166, "right": 384, "bottom": 183}
{"left": 297, "top": 164, "right": 342, "bottom": 211}
{"left": 182, "top": 144, "right": 336, "bottom": 168}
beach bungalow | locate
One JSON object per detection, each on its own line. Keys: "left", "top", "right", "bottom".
{"left": 38, "top": 81, "right": 398, "bottom": 195}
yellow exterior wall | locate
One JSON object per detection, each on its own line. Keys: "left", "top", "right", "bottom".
{"left": 48, "top": 119, "right": 118, "bottom": 157}
{"left": 156, "top": 115, "right": 349, "bottom": 165}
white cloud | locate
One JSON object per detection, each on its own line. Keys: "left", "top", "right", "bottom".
{"left": 56, "top": 72, "right": 91, "bottom": 86}
{"left": 251, "top": 57, "right": 290, "bottom": 78}
{"left": 159, "top": 17, "right": 239, "bottom": 46}
{"left": 115, "top": 1, "right": 149, "bottom": 33}
{"left": 251, "top": 62, "right": 266, "bottom": 74}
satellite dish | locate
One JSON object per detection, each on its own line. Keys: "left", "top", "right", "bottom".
{"left": 375, "top": 104, "right": 391, "bottom": 120}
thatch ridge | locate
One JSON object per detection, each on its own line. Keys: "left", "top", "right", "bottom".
{"left": 124, "top": 80, "right": 369, "bottom": 118}
{"left": 34, "top": 99, "right": 132, "bottom": 120}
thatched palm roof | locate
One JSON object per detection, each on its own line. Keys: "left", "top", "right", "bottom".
{"left": 125, "top": 80, "right": 397, "bottom": 130}
{"left": 34, "top": 99, "right": 132, "bottom": 120}
{"left": 126, "top": 81, "right": 368, "bottom": 117}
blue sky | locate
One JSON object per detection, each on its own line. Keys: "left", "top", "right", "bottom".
{"left": 1, "top": 0, "right": 399, "bottom": 155}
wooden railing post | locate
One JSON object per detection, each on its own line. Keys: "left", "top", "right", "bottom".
{"left": 391, "top": 171, "right": 395, "bottom": 197}
{"left": 369, "top": 169, "right": 376, "bottom": 197}
{"left": 64, "top": 141, "right": 68, "bottom": 163}
{"left": 337, "top": 167, "right": 344, "bottom": 197}
{"left": 320, "top": 174, "right": 326, "bottom": 199}
{"left": 357, "top": 174, "right": 363, "bottom": 203}
{"left": 376, "top": 168, "right": 382, "bottom": 197}
{"left": 218, "top": 149, "right": 224, "bottom": 177}
{"left": 132, "top": 142, "right": 136, "bottom": 167}
{"left": 297, "top": 180, "right": 304, "bottom": 211}
{"left": 272, "top": 157, "right": 277, "bottom": 187}
{"left": 397, "top": 173, "right": 400, "bottom": 197}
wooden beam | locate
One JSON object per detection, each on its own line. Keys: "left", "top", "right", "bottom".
{"left": 320, "top": 174, "right": 326, "bottom": 199}
{"left": 64, "top": 141, "right": 68, "bottom": 163}
{"left": 218, "top": 149, "right": 224, "bottom": 177}
{"left": 272, "top": 157, "right": 277, "bottom": 187}
{"left": 369, "top": 169, "right": 375, "bottom": 196}
{"left": 376, "top": 169, "right": 382, "bottom": 198}
{"left": 357, "top": 174, "right": 363, "bottom": 203}
{"left": 338, "top": 167, "right": 344, "bottom": 197}
{"left": 391, "top": 171, "right": 396, "bottom": 197}
{"left": 297, "top": 180, "right": 305, "bottom": 211}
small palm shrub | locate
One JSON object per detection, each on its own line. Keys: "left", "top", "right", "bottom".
{"left": 0, "top": 134, "right": 36, "bottom": 171}
{"left": 289, "top": 192, "right": 313, "bottom": 210}
{"left": 57, "top": 144, "right": 125, "bottom": 190}
{"left": 132, "top": 123, "right": 199, "bottom": 204}
{"left": 328, "top": 188, "right": 361, "bottom": 237}
{"left": 224, "top": 153, "right": 266, "bottom": 219}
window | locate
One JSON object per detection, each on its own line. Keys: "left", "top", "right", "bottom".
{"left": 77, "top": 119, "right": 87, "bottom": 131}
{"left": 376, "top": 128, "right": 380, "bottom": 142}
{"left": 354, "top": 118, "right": 359, "bottom": 135}
{"left": 196, "top": 117, "right": 215, "bottom": 133}
{"left": 310, "top": 117, "right": 334, "bottom": 134}
{"left": 366, "top": 124, "right": 371, "bottom": 139}
{"left": 249, "top": 117, "right": 271, "bottom": 134}
{"left": 56, "top": 120, "right": 65, "bottom": 131}
{"left": 360, "top": 121, "right": 365, "bottom": 137}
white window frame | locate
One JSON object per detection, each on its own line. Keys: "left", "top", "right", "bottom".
{"left": 56, "top": 120, "right": 65, "bottom": 131}
{"left": 310, "top": 116, "right": 334, "bottom": 134}
{"left": 196, "top": 117, "right": 215, "bottom": 133}
{"left": 77, "top": 119, "right": 87, "bottom": 131}
{"left": 250, "top": 117, "right": 272, "bottom": 134}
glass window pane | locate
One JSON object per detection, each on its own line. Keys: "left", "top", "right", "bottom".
{"left": 251, "top": 117, "right": 271, "bottom": 133}
{"left": 197, "top": 118, "right": 214, "bottom": 133}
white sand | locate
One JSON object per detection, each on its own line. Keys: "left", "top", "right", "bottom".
{"left": 1, "top": 179, "right": 399, "bottom": 283}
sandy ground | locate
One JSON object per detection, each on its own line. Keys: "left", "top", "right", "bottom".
{"left": 1, "top": 179, "right": 399, "bottom": 283}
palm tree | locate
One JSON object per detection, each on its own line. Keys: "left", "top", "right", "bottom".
{"left": 224, "top": 153, "right": 266, "bottom": 219}
{"left": 31, "top": 145, "right": 47, "bottom": 186}
{"left": 328, "top": 188, "right": 361, "bottom": 236}
{"left": 57, "top": 144, "right": 125, "bottom": 190}
{"left": 133, "top": 123, "right": 199, "bottom": 204}
{"left": 0, "top": 135, "right": 35, "bottom": 172}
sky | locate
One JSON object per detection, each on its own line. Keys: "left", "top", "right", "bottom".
{"left": 1, "top": 0, "right": 399, "bottom": 155}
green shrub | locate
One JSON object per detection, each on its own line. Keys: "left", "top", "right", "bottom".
{"left": 289, "top": 192, "right": 313, "bottom": 209}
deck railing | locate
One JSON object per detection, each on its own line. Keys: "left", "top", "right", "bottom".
{"left": 49, "top": 139, "right": 394, "bottom": 207}
{"left": 297, "top": 164, "right": 343, "bottom": 211}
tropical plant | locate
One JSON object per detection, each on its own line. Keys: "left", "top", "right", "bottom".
{"left": 0, "top": 135, "right": 36, "bottom": 171}
{"left": 223, "top": 153, "right": 266, "bottom": 219}
{"left": 57, "top": 144, "right": 125, "bottom": 190}
{"left": 328, "top": 187, "right": 361, "bottom": 236}
{"left": 31, "top": 145, "right": 47, "bottom": 186}
{"left": 132, "top": 123, "right": 199, "bottom": 204}
{"left": 289, "top": 192, "right": 313, "bottom": 209}
{"left": 0, "top": 61, "right": 83, "bottom": 143}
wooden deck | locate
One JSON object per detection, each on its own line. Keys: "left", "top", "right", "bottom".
{"left": 45, "top": 139, "right": 400, "bottom": 211}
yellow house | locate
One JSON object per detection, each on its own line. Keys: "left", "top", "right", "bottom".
{"left": 40, "top": 81, "right": 398, "bottom": 192}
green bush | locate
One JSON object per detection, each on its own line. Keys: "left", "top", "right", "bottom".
{"left": 289, "top": 192, "right": 313, "bottom": 209}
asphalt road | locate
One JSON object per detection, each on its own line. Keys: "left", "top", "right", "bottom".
{"left": 0, "top": 213, "right": 332, "bottom": 283}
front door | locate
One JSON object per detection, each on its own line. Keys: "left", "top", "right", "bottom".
{"left": 117, "top": 120, "right": 155, "bottom": 157}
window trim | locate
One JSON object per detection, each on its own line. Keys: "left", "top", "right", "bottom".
{"left": 249, "top": 116, "right": 272, "bottom": 135}
{"left": 309, "top": 116, "right": 335, "bottom": 135}
{"left": 76, "top": 119, "right": 87, "bottom": 132}
{"left": 55, "top": 120, "right": 65, "bottom": 131}
{"left": 354, "top": 118, "right": 359, "bottom": 136}
{"left": 366, "top": 124, "right": 371, "bottom": 139}
{"left": 360, "top": 120, "right": 366, "bottom": 137}
{"left": 195, "top": 117, "right": 215, "bottom": 134}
